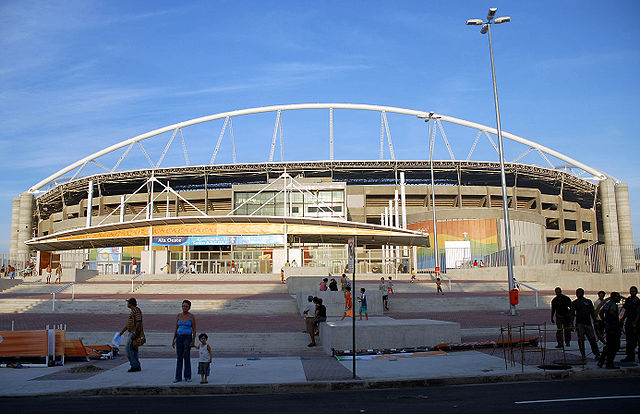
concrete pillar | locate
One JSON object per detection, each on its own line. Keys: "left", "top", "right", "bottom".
{"left": 17, "top": 192, "right": 34, "bottom": 263}
{"left": 9, "top": 197, "right": 20, "bottom": 261}
{"left": 615, "top": 182, "right": 635, "bottom": 272}
{"left": 599, "top": 179, "right": 621, "bottom": 273}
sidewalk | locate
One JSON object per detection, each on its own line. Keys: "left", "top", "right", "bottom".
{"left": 1, "top": 348, "right": 639, "bottom": 397}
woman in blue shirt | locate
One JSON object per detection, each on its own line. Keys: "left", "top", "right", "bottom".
{"left": 172, "top": 299, "right": 197, "bottom": 382}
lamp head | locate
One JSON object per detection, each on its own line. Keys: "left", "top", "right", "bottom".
{"left": 480, "top": 24, "right": 489, "bottom": 34}
{"left": 487, "top": 8, "right": 497, "bottom": 21}
{"left": 494, "top": 16, "right": 511, "bottom": 24}
{"left": 466, "top": 19, "right": 483, "bottom": 25}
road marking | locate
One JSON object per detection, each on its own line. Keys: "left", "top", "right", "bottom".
{"left": 516, "top": 395, "right": 640, "bottom": 404}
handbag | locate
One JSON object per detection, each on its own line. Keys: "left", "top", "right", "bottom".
{"left": 132, "top": 330, "right": 146, "bottom": 347}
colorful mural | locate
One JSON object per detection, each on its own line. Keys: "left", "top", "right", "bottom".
{"left": 408, "top": 219, "right": 499, "bottom": 270}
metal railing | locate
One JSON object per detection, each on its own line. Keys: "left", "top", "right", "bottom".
{"left": 51, "top": 283, "right": 75, "bottom": 311}
{"left": 517, "top": 281, "right": 539, "bottom": 308}
{"left": 131, "top": 272, "right": 145, "bottom": 292}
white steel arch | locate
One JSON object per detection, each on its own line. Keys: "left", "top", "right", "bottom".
{"left": 29, "top": 103, "right": 609, "bottom": 192}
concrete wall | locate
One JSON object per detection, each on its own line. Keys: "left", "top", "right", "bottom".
{"left": 535, "top": 271, "right": 640, "bottom": 293}
{"left": 75, "top": 269, "right": 99, "bottom": 283}
{"left": 319, "top": 317, "right": 461, "bottom": 355}
{"left": 283, "top": 266, "right": 329, "bottom": 279}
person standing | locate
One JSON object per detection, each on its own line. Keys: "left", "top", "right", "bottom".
{"left": 340, "top": 274, "right": 347, "bottom": 291}
{"left": 379, "top": 277, "right": 389, "bottom": 310}
{"left": 55, "top": 263, "right": 62, "bottom": 284}
{"left": 172, "top": 299, "right": 197, "bottom": 383}
{"left": 45, "top": 264, "right": 52, "bottom": 284}
{"left": 621, "top": 286, "right": 639, "bottom": 363}
{"left": 571, "top": 288, "right": 601, "bottom": 360}
{"left": 551, "top": 287, "right": 572, "bottom": 348}
{"left": 593, "top": 290, "right": 607, "bottom": 343}
{"left": 195, "top": 333, "right": 212, "bottom": 384}
{"left": 436, "top": 277, "right": 444, "bottom": 295}
{"left": 303, "top": 295, "right": 317, "bottom": 347}
{"left": 119, "top": 297, "right": 143, "bottom": 372}
{"left": 598, "top": 292, "right": 622, "bottom": 369}
{"left": 358, "top": 288, "right": 368, "bottom": 321}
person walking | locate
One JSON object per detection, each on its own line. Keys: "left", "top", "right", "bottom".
{"left": 593, "top": 290, "right": 607, "bottom": 343}
{"left": 571, "top": 288, "right": 601, "bottom": 360}
{"left": 340, "top": 286, "right": 353, "bottom": 321}
{"left": 620, "top": 286, "right": 639, "bottom": 363}
{"left": 119, "top": 297, "right": 144, "bottom": 372}
{"left": 598, "top": 292, "right": 622, "bottom": 369}
{"left": 172, "top": 299, "right": 197, "bottom": 383}
{"left": 551, "top": 287, "right": 572, "bottom": 348}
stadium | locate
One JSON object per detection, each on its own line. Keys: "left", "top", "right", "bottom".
{"left": 8, "top": 103, "right": 636, "bottom": 277}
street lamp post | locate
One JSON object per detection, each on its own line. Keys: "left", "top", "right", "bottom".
{"left": 467, "top": 8, "right": 517, "bottom": 316}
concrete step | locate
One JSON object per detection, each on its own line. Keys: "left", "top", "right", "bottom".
{"left": 384, "top": 294, "right": 552, "bottom": 312}
{"left": 0, "top": 298, "right": 300, "bottom": 314}
{"left": 69, "top": 331, "right": 314, "bottom": 353}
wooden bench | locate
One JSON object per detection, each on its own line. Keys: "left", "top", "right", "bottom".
{"left": 0, "top": 329, "right": 66, "bottom": 364}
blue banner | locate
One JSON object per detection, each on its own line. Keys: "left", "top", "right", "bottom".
{"left": 152, "top": 235, "right": 285, "bottom": 246}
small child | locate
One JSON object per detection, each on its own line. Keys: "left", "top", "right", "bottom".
{"left": 340, "top": 286, "right": 353, "bottom": 320}
{"left": 387, "top": 276, "right": 394, "bottom": 295}
{"left": 195, "top": 333, "right": 213, "bottom": 384}
{"left": 358, "top": 287, "right": 368, "bottom": 321}
{"left": 436, "top": 277, "right": 443, "bottom": 295}
{"left": 410, "top": 268, "right": 416, "bottom": 283}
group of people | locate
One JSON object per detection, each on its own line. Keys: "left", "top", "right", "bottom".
{"left": 45, "top": 263, "right": 63, "bottom": 284}
{"left": 0, "top": 264, "right": 16, "bottom": 279}
{"left": 120, "top": 298, "right": 214, "bottom": 384}
{"left": 303, "top": 295, "right": 327, "bottom": 347}
{"left": 550, "top": 286, "right": 639, "bottom": 369}
{"left": 379, "top": 276, "right": 394, "bottom": 310}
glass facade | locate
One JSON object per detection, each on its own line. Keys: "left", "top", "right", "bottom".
{"left": 233, "top": 189, "right": 345, "bottom": 218}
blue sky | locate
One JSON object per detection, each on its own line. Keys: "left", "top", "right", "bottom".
{"left": 1, "top": 0, "right": 639, "bottom": 251}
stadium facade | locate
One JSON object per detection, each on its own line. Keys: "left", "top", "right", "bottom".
{"left": 8, "top": 104, "right": 636, "bottom": 275}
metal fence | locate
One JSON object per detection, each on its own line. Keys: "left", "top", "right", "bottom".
{"left": 434, "top": 243, "right": 639, "bottom": 274}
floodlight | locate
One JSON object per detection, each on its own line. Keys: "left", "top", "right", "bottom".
{"left": 487, "top": 8, "right": 497, "bottom": 21}
{"left": 480, "top": 24, "right": 488, "bottom": 34}
{"left": 494, "top": 16, "right": 511, "bottom": 24}
{"left": 466, "top": 19, "right": 483, "bottom": 25}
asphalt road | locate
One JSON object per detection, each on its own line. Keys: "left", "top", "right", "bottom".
{"left": 1, "top": 377, "right": 639, "bottom": 413}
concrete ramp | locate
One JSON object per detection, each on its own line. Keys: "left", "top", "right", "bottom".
{"left": 319, "top": 317, "right": 460, "bottom": 355}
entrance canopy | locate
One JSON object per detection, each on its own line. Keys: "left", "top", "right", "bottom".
{"left": 26, "top": 216, "right": 429, "bottom": 251}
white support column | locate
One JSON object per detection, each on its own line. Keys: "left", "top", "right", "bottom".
{"left": 400, "top": 172, "right": 408, "bottom": 258}
{"left": 119, "top": 195, "right": 125, "bottom": 223}
{"left": 394, "top": 189, "right": 400, "bottom": 268}
{"left": 86, "top": 180, "right": 94, "bottom": 228}
{"left": 329, "top": 108, "right": 334, "bottom": 161}
{"left": 148, "top": 226, "right": 154, "bottom": 274}
{"left": 166, "top": 181, "right": 171, "bottom": 218}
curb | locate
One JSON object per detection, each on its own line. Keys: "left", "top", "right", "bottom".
{"left": 10, "top": 366, "right": 640, "bottom": 398}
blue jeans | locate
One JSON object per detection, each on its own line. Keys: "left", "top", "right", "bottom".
{"left": 175, "top": 334, "right": 192, "bottom": 381}
{"left": 126, "top": 334, "right": 140, "bottom": 369}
